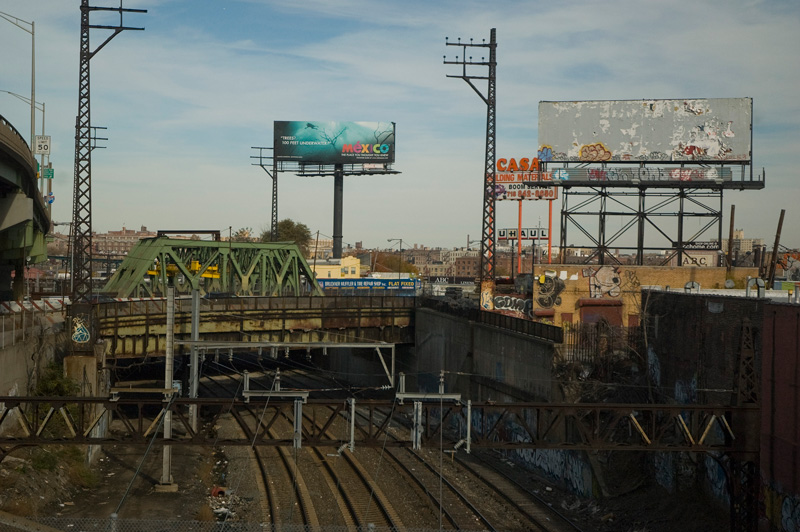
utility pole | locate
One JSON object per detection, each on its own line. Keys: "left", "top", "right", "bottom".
{"left": 251, "top": 147, "right": 278, "bottom": 240}
{"left": 445, "top": 29, "right": 497, "bottom": 302}
{"left": 70, "top": 1, "right": 145, "bottom": 353}
{"left": 767, "top": 209, "right": 785, "bottom": 289}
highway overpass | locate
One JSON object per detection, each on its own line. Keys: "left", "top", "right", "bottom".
{"left": 0, "top": 113, "right": 49, "bottom": 300}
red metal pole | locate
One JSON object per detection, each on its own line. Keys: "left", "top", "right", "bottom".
{"left": 548, "top": 199, "right": 553, "bottom": 264}
{"left": 517, "top": 199, "right": 523, "bottom": 273}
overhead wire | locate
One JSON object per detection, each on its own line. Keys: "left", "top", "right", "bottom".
{"left": 112, "top": 391, "right": 178, "bottom": 516}
{"left": 363, "top": 369, "right": 401, "bottom": 525}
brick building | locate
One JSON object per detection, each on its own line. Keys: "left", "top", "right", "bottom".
{"left": 93, "top": 226, "right": 157, "bottom": 256}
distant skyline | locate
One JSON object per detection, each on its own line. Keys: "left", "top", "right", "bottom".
{"left": 1, "top": 0, "right": 798, "bottom": 251}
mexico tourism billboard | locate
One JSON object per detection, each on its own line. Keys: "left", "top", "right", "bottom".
{"left": 538, "top": 98, "right": 752, "bottom": 163}
{"left": 274, "top": 121, "right": 395, "bottom": 164}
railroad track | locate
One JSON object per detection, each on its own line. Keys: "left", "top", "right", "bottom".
{"left": 282, "top": 366, "right": 586, "bottom": 531}
{"left": 200, "top": 362, "right": 404, "bottom": 529}
{"left": 196, "top": 354, "right": 587, "bottom": 531}
{"left": 200, "top": 373, "right": 318, "bottom": 528}
{"left": 453, "top": 451, "right": 583, "bottom": 532}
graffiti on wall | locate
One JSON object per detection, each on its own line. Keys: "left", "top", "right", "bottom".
{"left": 763, "top": 482, "right": 800, "bottom": 532}
{"left": 704, "top": 454, "right": 729, "bottom": 502}
{"left": 674, "top": 375, "right": 698, "bottom": 405}
{"left": 71, "top": 315, "right": 90, "bottom": 344}
{"left": 647, "top": 346, "right": 662, "bottom": 387}
{"left": 583, "top": 266, "right": 621, "bottom": 298}
{"left": 494, "top": 296, "right": 533, "bottom": 318}
{"left": 579, "top": 142, "right": 612, "bottom": 162}
{"left": 537, "top": 276, "right": 566, "bottom": 308}
{"left": 470, "top": 409, "right": 594, "bottom": 498}
{"left": 779, "top": 253, "right": 800, "bottom": 281}
{"left": 653, "top": 452, "right": 675, "bottom": 493}
{"left": 511, "top": 448, "right": 593, "bottom": 498}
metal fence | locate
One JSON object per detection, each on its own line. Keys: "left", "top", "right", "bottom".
{"left": 92, "top": 294, "right": 417, "bottom": 319}
{"left": 28, "top": 518, "right": 491, "bottom": 532}
{"left": 0, "top": 305, "right": 65, "bottom": 350}
{"left": 558, "top": 322, "right": 643, "bottom": 364}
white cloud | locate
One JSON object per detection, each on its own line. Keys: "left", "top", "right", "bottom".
{"left": 1, "top": 0, "right": 798, "bottom": 249}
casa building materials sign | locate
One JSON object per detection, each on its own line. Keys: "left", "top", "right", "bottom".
{"left": 495, "top": 157, "right": 558, "bottom": 200}
{"left": 538, "top": 98, "right": 752, "bottom": 163}
{"left": 274, "top": 121, "right": 395, "bottom": 164}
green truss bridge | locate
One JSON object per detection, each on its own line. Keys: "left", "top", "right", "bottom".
{"left": 102, "top": 237, "right": 323, "bottom": 298}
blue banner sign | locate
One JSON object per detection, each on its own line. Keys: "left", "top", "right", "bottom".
{"left": 317, "top": 278, "right": 418, "bottom": 290}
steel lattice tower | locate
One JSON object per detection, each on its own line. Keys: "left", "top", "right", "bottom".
{"left": 445, "top": 28, "right": 497, "bottom": 283}
{"left": 71, "top": 1, "right": 93, "bottom": 306}
{"left": 70, "top": 1, "right": 145, "bottom": 306}
{"left": 251, "top": 147, "right": 279, "bottom": 240}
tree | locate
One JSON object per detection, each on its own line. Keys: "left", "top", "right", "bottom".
{"left": 372, "top": 252, "right": 418, "bottom": 275}
{"left": 231, "top": 227, "right": 255, "bottom": 242}
{"left": 260, "top": 219, "right": 312, "bottom": 256}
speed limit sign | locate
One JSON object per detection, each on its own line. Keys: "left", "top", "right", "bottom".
{"left": 34, "top": 135, "right": 51, "bottom": 155}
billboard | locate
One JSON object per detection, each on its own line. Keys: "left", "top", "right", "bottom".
{"left": 538, "top": 98, "right": 752, "bottom": 163}
{"left": 274, "top": 121, "right": 395, "bottom": 164}
{"left": 495, "top": 157, "right": 558, "bottom": 200}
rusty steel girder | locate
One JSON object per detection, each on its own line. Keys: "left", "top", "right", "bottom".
{"left": 92, "top": 295, "right": 415, "bottom": 358}
{"left": 0, "top": 396, "right": 759, "bottom": 462}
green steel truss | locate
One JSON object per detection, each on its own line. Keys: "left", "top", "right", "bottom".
{"left": 102, "top": 238, "right": 323, "bottom": 298}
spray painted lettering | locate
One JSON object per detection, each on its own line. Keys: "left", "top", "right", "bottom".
{"left": 763, "top": 483, "right": 800, "bottom": 532}
{"left": 583, "top": 266, "right": 621, "bottom": 298}
{"left": 493, "top": 296, "right": 533, "bottom": 318}
{"left": 779, "top": 253, "right": 800, "bottom": 282}
{"left": 555, "top": 167, "right": 731, "bottom": 182}
{"left": 537, "top": 276, "right": 565, "bottom": 308}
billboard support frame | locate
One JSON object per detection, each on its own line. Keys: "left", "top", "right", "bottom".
{"left": 557, "top": 185, "right": 726, "bottom": 266}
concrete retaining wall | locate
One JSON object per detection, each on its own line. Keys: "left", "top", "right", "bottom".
{"left": 414, "top": 307, "right": 554, "bottom": 401}
{"left": 412, "top": 307, "right": 598, "bottom": 497}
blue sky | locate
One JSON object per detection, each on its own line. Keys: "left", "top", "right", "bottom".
{"left": 1, "top": 0, "right": 798, "bottom": 250}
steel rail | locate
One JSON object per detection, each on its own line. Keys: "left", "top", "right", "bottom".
{"left": 282, "top": 370, "right": 494, "bottom": 530}
{"left": 454, "top": 452, "right": 586, "bottom": 532}
{"left": 202, "top": 372, "right": 318, "bottom": 528}
{"left": 359, "top": 402, "right": 586, "bottom": 532}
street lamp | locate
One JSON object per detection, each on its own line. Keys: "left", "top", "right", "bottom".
{"left": 387, "top": 238, "right": 404, "bottom": 279}
{"left": 0, "top": 10, "right": 35, "bottom": 153}
{"left": 1, "top": 90, "right": 45, "bottom": 194}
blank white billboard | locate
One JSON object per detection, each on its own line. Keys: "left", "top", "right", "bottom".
{"left": 538, "top": 98, "right": 752, "bottom": 163}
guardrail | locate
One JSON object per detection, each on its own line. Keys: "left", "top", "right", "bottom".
{"left": 93, "top": 294, "right": 417, "bottom": 318}
{"left": 0, "top": 299, "right": 66, "bottom": 349}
